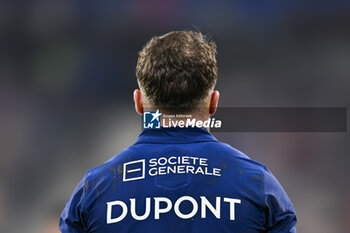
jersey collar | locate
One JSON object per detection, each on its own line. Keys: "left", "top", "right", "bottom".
{"left": 134, "top": 127, "right": 218, "bottom": 144}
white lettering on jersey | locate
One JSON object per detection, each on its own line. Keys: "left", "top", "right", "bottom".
{"left": 106, "top": 196, "right": 241, "bottom": 224}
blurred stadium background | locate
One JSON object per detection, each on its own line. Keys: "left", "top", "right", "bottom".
{"left": 0, "top": 1, "right": 349, "bottom": 232}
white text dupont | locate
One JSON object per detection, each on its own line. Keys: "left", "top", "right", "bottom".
{"left": 107, "top": 196, "right": 241, "bottom": 224}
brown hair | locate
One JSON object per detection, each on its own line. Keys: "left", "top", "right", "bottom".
{"left": 136, "top": 30, "right": 217, "bottom": 112}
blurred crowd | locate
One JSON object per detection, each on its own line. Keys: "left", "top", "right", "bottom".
{"left": 0, "top": 1, "right": 349, "bottom": 232}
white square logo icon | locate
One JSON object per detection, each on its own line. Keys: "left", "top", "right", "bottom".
{"left": 143, "top": 109, "right": 161, "bottom": 129}
{"left": 123, "top": 159, "right": 145, "bottom": 182}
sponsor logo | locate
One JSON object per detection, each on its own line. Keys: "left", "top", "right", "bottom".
{"left": 122, "top": 156, "right": 221, "bottom": 182}
{"left": 107, "top": 196, "right": 241, "bottom": 224}
{"left": 123, "top": 159, "right": 145, "bottom": 182}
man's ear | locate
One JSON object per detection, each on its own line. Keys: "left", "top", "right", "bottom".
{"left": 133, "top": 89, "right": 143, "bottom": 115}
{"left": 209, "top": 90, "right": 219, "bottom": 115}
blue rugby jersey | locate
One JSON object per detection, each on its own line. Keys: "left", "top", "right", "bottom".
{"left": 60, "top": 127, "right": 297, "bottom": 233}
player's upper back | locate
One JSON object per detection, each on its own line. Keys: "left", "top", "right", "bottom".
{"left": 60, "top": 127, "right": 296, "bottom": 233}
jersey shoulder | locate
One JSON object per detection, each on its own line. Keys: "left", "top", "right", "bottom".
{"left": 84, "top": 147, "right": 138, "bottom": 182}
{"left": 81, "top": 147, "right": 139, "bottom": 202}
{"left": 214, "top": 141, "right": 269, "bottom": 174}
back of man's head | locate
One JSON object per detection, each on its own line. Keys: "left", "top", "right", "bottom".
{"left": 136, "top": 30, "right": 218, "bottom": 113}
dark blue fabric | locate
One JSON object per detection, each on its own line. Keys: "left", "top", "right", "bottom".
{"left": 60, "top": 127, "right": 297, "bottom": 232}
